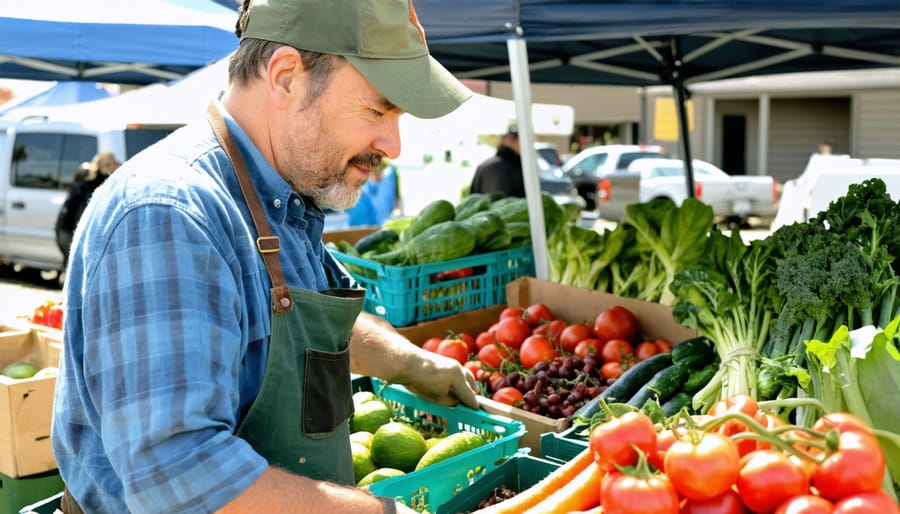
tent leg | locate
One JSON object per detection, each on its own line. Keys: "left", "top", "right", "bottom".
{"left": 673, "top": 78, "right": 696, "bottom": 199}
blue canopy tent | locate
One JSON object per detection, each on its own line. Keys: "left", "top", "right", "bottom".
{"left": 408, "top": 0, "right": 900, "bottom": 278}
{"left": 0, "top": 0, "right": 238, "bottom": 84}
{"left": 0, "top": 81, "right": 112, "bottom": 114}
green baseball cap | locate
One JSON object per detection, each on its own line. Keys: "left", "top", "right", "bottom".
{"left": 241, "top": 0, "right": 472, "bottom": 119}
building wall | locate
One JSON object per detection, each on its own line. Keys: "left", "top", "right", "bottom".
{"left": 856, "top": 88, "right": 900, "bottom": 158}
{"left": 768, "top": 97, "right": 850, "bottom": 182}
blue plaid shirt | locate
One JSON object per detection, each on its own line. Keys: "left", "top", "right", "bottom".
{"left": 52, "top": 104, "right": 353, "bottom": 513}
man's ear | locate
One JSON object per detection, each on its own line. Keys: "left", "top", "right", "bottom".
{"left": 266, "top": 46, "right": 303, "bottom": 108}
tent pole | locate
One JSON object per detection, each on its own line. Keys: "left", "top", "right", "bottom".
{"left": 507, "top": 37, "right": 550, "bottom": 281}
{"left": 670, "top": 40, "right": 696, "bottom": 199}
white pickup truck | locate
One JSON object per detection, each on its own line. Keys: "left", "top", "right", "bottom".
{"left": 596, "top": 157, "right": 779, "bottom": 225}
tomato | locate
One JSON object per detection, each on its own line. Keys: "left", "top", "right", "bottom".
{"left": 500, "top": 306, "right": 524, "bottom": 320}
{"left": 589, "top": 411, "right": 657, "bottom": 471}
{"left": 559, "top": 323, "right": 595, "bottom": 353}
{"left": 601, "top": 470, "right": 679, "bottom": 514}
{"left": 654, "top": 338, "right": 673, "bottom": 353}
{"left": 600, "top": 360, "right": 623, "bottom": 380}
{"left": 709, "top": 394, "right": 762, "bottom": 456}
{"left": 754, "top": 412, "right": 787, "bottom": 452}
{"left": 832, "top": 491, "right": 900, "bottom": 514}
{"left": 524, "top": 303, "right": 555, "bottom": 328}
{"left": 495, "top": 316, "right": 531, "bottom": 349}
{"left": 648, "top": 428, "right": 676, "bottom": 471}
{"left": 436, "top": 339, "right": 469, "bottom": 365}
{"left": 594, "top": 305, "right": 640, "bottom": 343}
{"left": 464, "top": 360, "right": 484, "bottom": 381}
{"left": 601, "top": 338, "right": 635, "bottom": 363}
{"left": 573, "top": 338, "right": 602, "bottom": 359}
{"left": 635, "top": 340, "right": 660, "bottom": 361}
{"left": 32, "top": 300, "right": 53, "bottom": 326}
{"left": 682, "top": 489, "right": 748, "bottom": 514}
{"left": 811, "top": 430, "right": 885, "bottom": 502}
{"left": 774, "top": 495, "right": 835, "bottom": 514}
{"left": 812, "top": 413, "right": 873, "bottom": 437}
{"left": 664, "top": 431, "right": 741, "bottom": 500}
{"left": 492, "top": 386, "right": 524, "bottom": 406}
{"left": 435, "top": 267, "right": 475, "bottom": 280}
{"left": 45, "top": 303, "right": 64, "bottom": 329}
{"left": 484, "top": 370, "right": 505, "bottom": 392}
{"left": 519, "top": 334, "right": 558, "bottom": 369}
{"left": 477, "top": 343, "right": 510, "bottom": 369}
{"left": 456, "top": 332, "right": 477, "bottom": 354}
{"left": 533, "top": 318, "right": 567, "bottom": 344}
{"left": 422, "top": 337, "right": 443, "bottom": 353}
{"left": 735, "top": 450, "right": 809, "bottom": 514}
{"left": 475, "top": 330, "right": 497, "bottom": 350}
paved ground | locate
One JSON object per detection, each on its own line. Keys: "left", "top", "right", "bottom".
{"left": 0, "top": 265, "right": 63, "bottom": 325}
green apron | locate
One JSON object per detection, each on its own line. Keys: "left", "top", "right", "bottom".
{"left": 207, "top": 103, "right": 365, "bottom": 485}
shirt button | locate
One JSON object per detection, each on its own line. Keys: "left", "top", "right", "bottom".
{"left": 293, "top": 198, "right": 301, "bottom": 206}
{"left": 273, "top": 199, "right": 281, "bottom": 208}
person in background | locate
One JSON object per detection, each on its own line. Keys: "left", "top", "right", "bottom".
{"left": 346, "top": 158, "right": 400, "bottom": 227}
{"left": 469, "top": 125, "right": 525, "bottom": 198}
{"left": 54, "top": 151, "right": 120, "bottom": 268}
{"left": 817, "top": 139, "right": 834, "bottom": 155}
{"left": 51, "top": 0, "right": 477, "bottom": 513}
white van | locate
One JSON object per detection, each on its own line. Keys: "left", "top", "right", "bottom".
{"left": 0, "top": 111, "right": 178, "bottom": 274}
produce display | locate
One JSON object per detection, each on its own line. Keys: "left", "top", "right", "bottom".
{"left": 30, "top": 299, "right": 64, "bottom": 330}
{"left": 470, "top": 396, "right": 899, "bottom": 514}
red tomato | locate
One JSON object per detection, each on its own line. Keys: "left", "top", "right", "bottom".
{"left": 648, "top": 428, "right": 676, "bottom": 471}
{"left": 456, "top": 332, "right": 477, "bottom": 354}
{"left": 477, "top": 343, "right": 510, "bottom": 369}
{"left": 594, "top": 305, "right": 640, "bottom": 343}
{"left": 600, "top": 360, "right": 623, "bottom": 380}
{"left": 601, "top": 338, "right": 635, "bottom": 363}
{"left": 589, "top": 411, "right": 657, "bottom": 471}
{"left": 573, "top": 338, "right": 603, "bottom": 359}
{"left": 464, "top": 360, "right": 484, "bottom": 381}
{"left": 735, "top": 450, "right": 809, "bottom": 514}
{"left": 32, "top": 301, "right": 53, "bottom": 326}
{"left": 45, "top": 303, "right": 64, "bottom": 329}
{"left": 495, "top": 317, "right": 531, "bottom": 349}
{"left": 681, "top": 489, "right": 748, "bottom": 514}
{"left": 635, "top": 340, "right": 660, "bottom": 361}
{"left": 601, "top": 470, "right": 679, "bottom": 514}
{"left": 524, "top": 303, "right": 555, "bottom": 328}
{"left": 485, "top": 370, "right": 505, "bottom": 392}
{"left": 664, "top": 431, "right": 741, "bottom": 500}
{"left": 533, "top": 318, "right": 567, "bottom": 344}
{"left": 832, "top": 491, "right": 900, "bottom": 514}
{"left": 812, "top": 413, "right": 873, "bottom": 437}
{"left": 492, "top": 386, "right": 524, "bottom": 406}
{"left": 811, "top": 430, "right": 886, "bottom": 502}
{"left": 709, "top": 394, "right": 762, "bottom": 456}
{"left": 422, "top": 337, "right": 443, "bottom": 353}
{"left": 500, "top": 306, "right": 524, "bottom": 320}
{"left": 654, "top": 338, "right": 673, "bottom": 353}
{"left": 436, "top": 339, "right": 469, "bottom": 365}
{"left": 475, "top": 330, "right": 496, "bottom": 350}
{"left": 774, "top": 495, "right": 835, "bottom": 514}
{"left": 519, "top": 334, "right": 558, "bottom": 369}
{"left": 559, "top": 323, "right": 595, "bottom": 353}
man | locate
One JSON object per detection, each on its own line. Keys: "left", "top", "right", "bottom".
{"left": 469, "top": 126, "right": 525, "bottom": 198}
{"left": 51, "top": 1, "right": 478, "bottom": 513}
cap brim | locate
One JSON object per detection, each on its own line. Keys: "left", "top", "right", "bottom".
{"left": 346, "top": 54, "right": 472, "bottom": 119}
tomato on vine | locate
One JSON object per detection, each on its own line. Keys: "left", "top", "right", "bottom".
{"left": 495, "top": 316, "right": 531, "bottom": 349}
{"left": 600, "top": 470, "right": 679, "bottom": 514}
{"left": 560, "top": 323, "right": 594, "bottom": 353}
{"left": 524, "top": 303, "right": 554, "bottom": 328}
{"left": 681, "top": 489, "right": 747, "bottom": 514}
{"left": 519, "top": 334, "right": 558, "bottom": 369}
{"left": 436, "top": 339, "right": 469, "bottom": 365}
{"left": 774, "top": 495, "right": 835, "bottom": 514}
{"left": 812, "top": 429, "right": 886, "bottom": 502}
{"left": 589, "top": 410, "right": 657, "bottom": 471}
{"left": 832, "top": 491, "right": 900, "bottom": 514}
{"left": 663, "top": 430, "right": 741, "bottom": 500}
{"left": 735, "top": 450, "right": 809, "bottom": 514}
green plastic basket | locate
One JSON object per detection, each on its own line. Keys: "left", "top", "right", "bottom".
{"left": 332, "top": 246, "right": 534, "bottom": 326}
{"left": 5, "top": 470, "right": 63, "bottom": 514}
{"left": 357, "top": 377, "right": 526, "bottom": 513}
{"left": 539, "top": 424, "right": 590, "bottom": 464}
{"left": 435, "top": 451, "right": 561, "bottom": 514}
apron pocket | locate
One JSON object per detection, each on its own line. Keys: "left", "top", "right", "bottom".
{"left": 302, "top": 347, "right": 353, "bottom": 436}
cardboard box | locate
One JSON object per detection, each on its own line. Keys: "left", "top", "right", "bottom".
{"left": 0, "top": 330, "right": 63, "bottom": 478}
{"left": 322, "top": 227, "right": 377, "bottom": 246}
{"left": 395, "top": 277, "right": 697, "bottom": 453}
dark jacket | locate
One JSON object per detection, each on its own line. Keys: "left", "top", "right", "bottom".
{"left": 469, "top": 145, "right": 525, "bottom": 198}
{"left": 55, "top": 175, "right": 108, "bottom": 259}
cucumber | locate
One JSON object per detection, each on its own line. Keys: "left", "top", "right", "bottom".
{"left": 661, "top": 392, "right": 693, "bottom": 417}
{"left": 461, "top": 210, "right": 505, "bottom": 248}
{"left": 374, "top": 221, "right": 477, "bottom": 265}
{"left": 454, "top": 194, "right": 492, "bottom": 221}
{"left": 681, "top": 362, "right": 719, "bottom": 395}
{"left": 575, "top": 353, "right": 674, "bottom": 418}
{"left": 400, "top": 199, "right": 455, "bottom": 243}
{"left": 627, "top": 363, "right": 691, "bottom": 409}
{"left": 671, "top": 336, "right": 716, "bottom": 369}
{"left": 353, "top": 229, "right": 399, "bottom": 254}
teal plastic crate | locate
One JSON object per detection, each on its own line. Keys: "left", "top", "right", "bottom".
{"left": 435, "top": 452, "right": 561, "bottom": 514}
{"left": 539, "top": 424, "right": 590, "bottom": 464}
{"left": 1, "top": 470, "right": 63, "bottom": 514}
{"left": 357, "top": 377, "right": 526, "bottom": 513}
{"left": 332, "top": 246, "right": 534, "bottom": 326}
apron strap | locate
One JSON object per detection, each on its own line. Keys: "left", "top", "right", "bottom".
{"left": 206, "top": 102, "right": 293, "bottom": 313}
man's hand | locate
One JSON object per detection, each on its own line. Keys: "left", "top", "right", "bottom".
{"left": 396, "top": 350, "right": 480, "bottom": 409}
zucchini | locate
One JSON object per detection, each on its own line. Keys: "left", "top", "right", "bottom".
{"left": 671, "top": 336, "right": 716, "bottom": 370}
{"left": 681, "top": 362, "right": 719, "bottom": 395}
{"left": 478, "top": 226, "right": 512, "bottom": 252}
{"left": 455, "top": 194, "right": 492, "bottom": 221}
{"left": 491, "top": 197, "right": 529, "bottom": 223}
{"left": 353, "top": 229, "right": 399, "bottom": 254}
{"left": 375, "top": 221, "right": 476, "bottom": 265}
{"left": 461, "top": 210, "right": 505, "bottom": 248}
{"left": 575, "top": 352, "right": 674, "bottom": 418}
{"left": 627, "top": 363, "right": 691, "bottom": 409}
{"left": 400, "top": 199, "right": 455, "bottom": 243}
{"left": 661, "top": 392, "right": 693, "bottom": 417}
